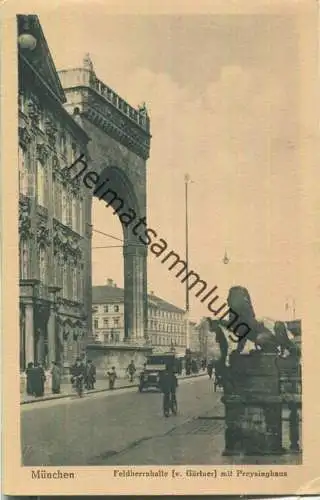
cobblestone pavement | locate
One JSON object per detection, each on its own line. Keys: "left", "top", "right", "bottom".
{"left": 21, "top": 376, "right": 301, "bottom": 466}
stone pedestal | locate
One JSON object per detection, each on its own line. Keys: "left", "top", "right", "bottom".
{"left": 86, "top": 343, "right": 152, "bottom": 379}
{"left": 221, "top": 352, "right": 301, "bottom": 456}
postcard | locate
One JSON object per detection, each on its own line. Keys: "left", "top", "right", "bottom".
{"left": 1, "top": 0, "right": 320, "bottom": 496}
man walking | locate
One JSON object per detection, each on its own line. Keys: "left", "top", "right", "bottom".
{"left": 126, "top": 360, "right": 136, "bottom": 383}
{"left": 85, "top": 359, "right": 96, "bottom": 390}
{"left": 160, "top": 366, "right": 178, "bottom": 417}
{"left": 107, "top": 366, "right": 117, "bottom": 390}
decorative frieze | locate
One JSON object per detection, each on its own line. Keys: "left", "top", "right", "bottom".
{"left": 84, "top": 94, "right": 151, "bottom": 160}
{"left": 36, "top": 142, "right": 49, "bottom": 164}
{"left": 53, "top": 219, "right": 82, "bottom": 262}
{"left": 26, "top": 97, "right": 41, "bottom": 126}
{"left": 45, "top": 118, "right": 58, "bottom": 147}
{"left": 19, "top": 195, "right": 32, "bottom": 238}
{"left": 18, "top": 126, "right": 32, "bottom": 147}
{"left": 36, "top": 216, "right": 50, "bottom": 246}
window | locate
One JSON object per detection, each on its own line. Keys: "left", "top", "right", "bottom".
{"left": 103, "top": 318, "right": 109, "bottom": 327}
{"left": 37, "top": 160, "right": 46, "bottom": 207}
{"left": 62, "top": 187, "right": 68, "bottom": 225}
{"left": 39, "top": 245, "right": 47, "bottom": 284}
{"left": 72, "top": 197, "right": 77, "bottom": 231}
{"left": 62, "top": 262, "right": 68, "bottom": 298}
{"left": 71, "top": 142, "right": 77, "bottom": 163}
{"left": 94, "top": 319, "right": 99, "bottom": 329}
{"left": 115, "top": 334, "right": 120, "bottom": 342}
{"left": 66, "top": 195, "right": 72, "bottom": 227}
{"left": 103, "top": 305, "right": 109, "bottom": 313}
{"left": 79, "top": 201, "right": 83, "bottom": 235}
{"left": 55, "top": 181, "right": 62, "bottom": 220}
{"left": 113, "top": 317, "right": 120, "bottom": 328}
{"left": 72, "top": 267, "right": 78, "bottom": 301}
{"left": 38, "top": 111, "right": 45, "bottom": 131}
{"left": 20, "top": 239, "right": 29, "bottom": 279}
{"left": 114, "top": 305, "right": 119, "bottom": 312}
{"left": 60, "top": 132, "right": 67, "bottom": 156}
{"left": 18, "top": 92, "right": 25, "bottom": 113}
{"left": 19, "top": 145, "right": 28, "bottom": 195}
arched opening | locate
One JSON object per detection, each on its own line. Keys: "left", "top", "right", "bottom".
{"left": 90, "top": 165, "right": 147, "bottom": 344}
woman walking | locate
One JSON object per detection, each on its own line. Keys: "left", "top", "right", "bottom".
{"left": 51, "top": 361, "right": 61, "bottom": 394}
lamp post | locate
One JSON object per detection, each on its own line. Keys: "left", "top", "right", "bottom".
{"left": 184, "top": 174, "right": 192, "bottom": 349}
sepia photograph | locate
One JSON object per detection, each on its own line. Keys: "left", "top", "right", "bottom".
{"left": 17, "top": 9, "right": 303, "bottom": 467}
{"left": 2, "top": 0, "right": 319, "bottom": 496}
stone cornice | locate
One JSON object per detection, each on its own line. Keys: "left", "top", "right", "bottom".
{"left": 83, "top": 94, "right": 151, "bottom": 160}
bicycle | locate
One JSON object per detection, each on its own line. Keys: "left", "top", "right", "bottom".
{"left": 163, "top": 392, "right": 177, "bottom": 417}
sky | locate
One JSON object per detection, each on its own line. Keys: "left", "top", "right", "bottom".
{"left": 38, "top": 7, "right": 303, "bottom": 322}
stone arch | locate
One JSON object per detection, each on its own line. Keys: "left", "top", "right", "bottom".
{"left": 59, "top": 60, "right": 151, "bottom": 346}
{"left": 90, "top": 163, "right": 148, "bottom": 343}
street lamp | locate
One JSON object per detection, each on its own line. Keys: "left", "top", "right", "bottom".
{"left": 184, "top": 173, "right": 193, "bottom": 349}
{"left": 223, "top": 249, "right": 230, "bottom": 265}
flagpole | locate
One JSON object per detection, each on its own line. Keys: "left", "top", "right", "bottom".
{"left": 185, "top": 174, "right": 190, "bottom": 350}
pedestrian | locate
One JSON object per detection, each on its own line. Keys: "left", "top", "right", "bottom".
{"left": 25, "top": 362, "right": 34, "bottom": 396}
{"left": 85, "top": 359, "right": 96, "bottom": 390}
{"left": 51, "top": 361, "right": 61, "bottom": 394}
{"left": 70, "top": 357, "right": 86, "bottom": 396}
{"left": 207, "top": 361, "right": 213, "bottom": 379}
{"left": 126, "top": 360, "right": 136, "bottom": 383}
{"left": 107, "top": 366, "right": 117, "bottom": 390}
{"left": 32, "top": 363, "right": 46, "bottom": 397}
{"left": 159, "top": 365, "right": 178, "bottom": 417}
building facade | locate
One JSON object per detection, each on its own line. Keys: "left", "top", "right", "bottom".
{"left": 92, "top": 282, "right": 188, "bottom": 353}
{"left": 18, "top": 15, "right": 92, "bottom": 371}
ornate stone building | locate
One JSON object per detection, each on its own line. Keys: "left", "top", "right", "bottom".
{"left": 92, "top": 282, "right": 188, "bottom": 353}
{"left": 18, "top": 15, "right": 91, "bottom": 371}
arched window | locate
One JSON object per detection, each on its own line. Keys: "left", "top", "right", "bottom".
{"left": 39, "top": 245, "right": 47, "bottom": 284}
{"left": 53, "top": 178, "right": 62, "bottom": 220}
{"left": 37, "top": 160, "right": 46, "bottom": 207}
{"left": 72, "top": 197, "right": 77, "bottom": 231}
{"left": 18, "top": 145, "right": 28, "bottom": 195}
{"left": 62, "top": 187, "right": 68, "bottom": 225}
{"left": 20, "top": 239, "right": 29, "bottom": 279}
{"left": 79, "top": 200, "right": 83, "bottom": 235}
{"left": 62, "top": 261, "right": 68, "bottom": 298}
{"left": 72, "top": 266, "right": 78, "bottom": 301}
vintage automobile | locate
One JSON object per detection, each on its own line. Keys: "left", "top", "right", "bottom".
{"left": 138, "top": 352, "right": 178, "bottom": 392}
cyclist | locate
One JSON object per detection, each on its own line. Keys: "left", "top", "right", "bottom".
{"left": 160, "top": 365, "right": 178, "bottom": 417}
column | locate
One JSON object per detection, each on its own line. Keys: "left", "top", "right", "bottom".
{"left": 123, "top": 243, "right": 147, "bottom": 343}
{"left": 47, "top": 286, "right": 61, "bottom": 364}
{"left": 25, "top": 302, "right": 35, "bottom": 364}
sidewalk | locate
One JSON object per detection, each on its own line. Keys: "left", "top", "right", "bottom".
{"left": 21, "top": 371, "right": 207, "bottom": 405}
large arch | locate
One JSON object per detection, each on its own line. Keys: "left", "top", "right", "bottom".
{"left": 59, "top": 56, "right": 151, "bottom": 345}
{"left": 90, "top": 164, "right": 148, "bottom": 342}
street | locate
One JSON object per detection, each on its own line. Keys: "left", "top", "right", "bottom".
{"left": 21, "top": 376, "right": 301, "bottom": 466}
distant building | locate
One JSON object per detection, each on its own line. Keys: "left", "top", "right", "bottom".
{"left": 189, "top": 321, "right": 201, "bottom": 353}
{"left": 92, "top": 281, "right": 189, "bottom": 353}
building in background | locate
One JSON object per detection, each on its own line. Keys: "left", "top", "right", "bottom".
{"left": 189, "top": 321, "right": 201, "bottom": 353}
{"left": 92, "top": 281, "right": 189, "bottom": 353}
{"left": 18, "top": 15, "right": 92, "bottom": 372}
